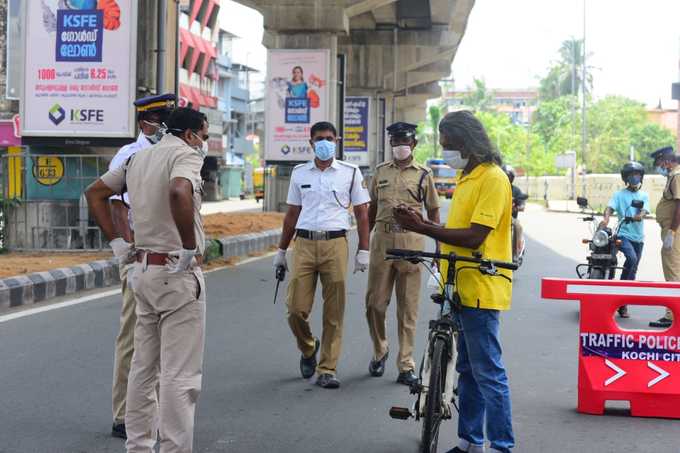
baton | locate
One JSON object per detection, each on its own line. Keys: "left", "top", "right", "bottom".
{"left": 273, "top": 265, "right": 286, "bottom": 304}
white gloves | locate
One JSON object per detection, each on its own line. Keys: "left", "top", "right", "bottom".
{"left": 663, "top": 230, "right": 675, "bottom": 250}
{"left": 354, "top": 249, "right": 370, "bottom": 274}
{"left": 110, "top": 238, "right": 135, "bottom": 265}
{"left": 166, "top": 248, "right": 197, "bottom": 273}
{"left": 273, "top": 249, "right": 288, "bottom": 271}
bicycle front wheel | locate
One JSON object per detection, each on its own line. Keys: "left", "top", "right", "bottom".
{"left": 421, "top": 337, "right": 447, "bottom": 453}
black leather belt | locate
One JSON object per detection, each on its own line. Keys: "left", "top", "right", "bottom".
{"left": 296, "top": 229, "right": 346, "bottom": 240}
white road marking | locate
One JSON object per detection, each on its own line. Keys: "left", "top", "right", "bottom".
{"left": 604, "top": 359, "right": 626, "bottom": 386}
{"left": 647, "top": 362, "right": 670, "bottom": 388}
{"left": 566, "top": 284, "right": 680, "bottom": 298}
{"left": 0, "top": 251, "right": 276, "bottom": 324}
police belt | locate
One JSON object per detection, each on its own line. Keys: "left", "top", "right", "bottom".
{"left": 136, "top": 250, "right": 203, "bottom": 266}
{"left": 296, "top": 229, "right": 346, "bottom": 240}
{"left": 379, "top": 222, "right": 407, "bottom": 233}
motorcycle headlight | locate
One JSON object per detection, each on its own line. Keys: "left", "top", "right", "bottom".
{"left": 592, "top": 230, "right": 609, "bottom": 248}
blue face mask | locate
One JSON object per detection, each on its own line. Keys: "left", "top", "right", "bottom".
{"left": 626, "top": 175, "right": 642, "bottom": 188}
{"left": 656, "top": 166, "right": 670, "bottom": 177}
{"left": 314, "top": 140, "right": 336, "bottom": 161}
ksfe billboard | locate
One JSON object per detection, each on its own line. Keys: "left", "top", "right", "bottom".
{"left": 265, "top": 50, "right": 330, "bottom": 161}
{"left": 22, "top": 0, "right": 137, "bottom": 138}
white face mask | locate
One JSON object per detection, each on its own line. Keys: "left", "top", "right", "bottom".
{"left": 192, "top": 132, "right": 208, "bottom": 159}
{"left": 392, "top": 145, "right": 412, "bottom": 161}
{"left": 442, "top": 149, "right": 469, "bottom": 169}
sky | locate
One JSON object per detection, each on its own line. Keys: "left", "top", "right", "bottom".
{"left": 453, "top": 0, "right": 680, "bottom": 108}
{"left": 220, "top": 0, "right": 680, "bottom": 108}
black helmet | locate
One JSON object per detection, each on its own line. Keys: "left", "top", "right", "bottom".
{"left": 502, "top": 165, "right": 515, "bottom": 184}
{"left": 620, "top": 161, "right": 645, "bottom": 182}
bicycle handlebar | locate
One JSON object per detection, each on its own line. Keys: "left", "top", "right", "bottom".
{"left": 385, "top": 249, "right": 519, "bottom": 271}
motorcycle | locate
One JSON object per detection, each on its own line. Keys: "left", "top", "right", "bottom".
{"left": 575, "top": 197, "right": 643, "bottom": 279}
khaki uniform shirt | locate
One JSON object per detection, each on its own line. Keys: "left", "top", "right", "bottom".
{"left": 101, "top": 134, "right": 206, "bottom": 255}
{"left": 656, "top": 166, "right": 680, "bottom": 230}
{"left": 370, "top": 160, "right": 439, "bottom": 225}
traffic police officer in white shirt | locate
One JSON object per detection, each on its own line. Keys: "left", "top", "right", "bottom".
{"left": 274, "top": 121, "right": 371, "bottom": 389}
{"left": 109, "top": 93, "right": 176, "bottom": 439}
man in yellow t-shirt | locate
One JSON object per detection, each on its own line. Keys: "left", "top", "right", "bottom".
{"left": 394, "top": 110, "right": 514, "bottom": 453}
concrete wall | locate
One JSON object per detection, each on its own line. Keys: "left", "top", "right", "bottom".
{"left": 515, "top": 174, "right": 667, "bottom": 212}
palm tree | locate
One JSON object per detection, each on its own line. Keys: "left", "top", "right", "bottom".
{"left": 462, "top": 78, "right": 495, "bottom": 112}
{"left": 428, "top": 104, "right": 442, "bottom": 158}
{"left": 539, "top": 38, "right": 593, "bottom": 100}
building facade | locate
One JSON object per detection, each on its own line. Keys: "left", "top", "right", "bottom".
{"left": 443, "top": 87, "right": 539, "bottom": 126}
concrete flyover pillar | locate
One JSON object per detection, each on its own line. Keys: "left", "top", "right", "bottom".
{"left": 233, "top": 0, "right": 475, "bottom": 210}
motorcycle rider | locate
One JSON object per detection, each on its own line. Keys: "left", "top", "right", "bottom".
{"left": 503, "top": 165, "right": 528, "bottom": 263}
{"left": 599, "top": 161, "right": 649, "bottom": 318}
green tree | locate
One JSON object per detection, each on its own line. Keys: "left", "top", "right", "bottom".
{"left": 462, "top": 78, "right": 495, "bottom": 112}
{"left": 428, "top": 104, "right": 443, "bottom": 158}
{"left": 539, "top": 38, "right": 593, "bottom": 101}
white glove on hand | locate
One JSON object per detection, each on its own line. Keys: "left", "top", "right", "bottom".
{"left": 273, "top": 248, "right": 288, "bottom": 271}
{"left": 354, "top": 249, "right": 370, "bottom": 274}
{"left": 110, "top": 238, "right": 135, "bottom": 265}
{"left": 166, "top": 248, "right": 196, "bottom": 273}
{"left": 663, "top": 231, "right": 675, "bottom": 250}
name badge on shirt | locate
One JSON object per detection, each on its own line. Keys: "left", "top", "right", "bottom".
{"left": 301, "top": 184, "right": 311, "bottom": 189}
{"left": 377, "top": 180, "right": 390, "bottom": 188}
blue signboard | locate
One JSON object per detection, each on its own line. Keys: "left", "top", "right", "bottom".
{"left": 55, "top": 10, "right": 104, "bottom": 62}
{"left": 344, "top": 96, "right": 370, "bottom": 166}
{"left": 285, "top": 98, "right": 310, "bottom": 124}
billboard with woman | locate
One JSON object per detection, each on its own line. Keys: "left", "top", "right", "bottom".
{"left": 265, "top": 50, "right": 330, "bottom": 161}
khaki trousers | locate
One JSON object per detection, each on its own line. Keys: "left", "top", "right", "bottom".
{"left": 661, "top": 228, "right": 678, "bottom": 321}
{"left": 365, "top": 229, "right": 424, "bottom": 372}
{"left": 112, "top": 264, "right": 137, "bottom": 424}
{"left": 125, "top": 265, "right": 206, "bottom": 453}
{"left": 286, "top": 236, "right": 348, "bottom": 376}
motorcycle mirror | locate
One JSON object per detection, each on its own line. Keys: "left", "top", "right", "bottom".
{"left": 576, "top": 197, "right": 589, "bottom": 208}
{"left": 631, "top": 200, "right": 644, "bottom": 209}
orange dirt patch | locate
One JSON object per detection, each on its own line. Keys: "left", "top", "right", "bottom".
{"left": 0, "top": 252, "right": 111, "bottom": 279}
{"left": 203, "top": 212, "right": 283, "bottom": 238}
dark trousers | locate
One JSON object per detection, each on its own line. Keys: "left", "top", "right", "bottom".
{"left": 619, "top": 237, "right": 643, "bottom": 281}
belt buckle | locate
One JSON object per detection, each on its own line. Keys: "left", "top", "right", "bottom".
{"left": 312, "top": 230, "right": 326, "bottom": 240}
{"left": 390, "top": 223, "right": 404, "bottom": 233}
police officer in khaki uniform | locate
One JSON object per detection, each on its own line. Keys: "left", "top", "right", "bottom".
{"left": 274, "top": 121, "right": 371, "bottom": 389}
{"left": 650, "top": 146, "right": 679, "bottom": 328}
{"left": 86, "top": 107, "right": 208, "bottom": 453}
{"left": 109, "top": 93, "right": 176, "bottom": 439}
{"left": 365, "top": 122, "right": 440, "bottom": 385}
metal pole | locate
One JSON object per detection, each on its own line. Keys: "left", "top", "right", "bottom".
{"left": 174, "top": 0, "right": 180, "bottom": 98}
{"left": 581, "top": 0, "right": 587, "bottom": 196}
{"left": 156, "top": 0, "right": 167, "bottom": 93}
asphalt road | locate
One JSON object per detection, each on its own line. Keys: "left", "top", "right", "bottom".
{"left": 1, "top": 203, "right": 679, "bottom": 453}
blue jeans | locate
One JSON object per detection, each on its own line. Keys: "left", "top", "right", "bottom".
{"left": 619, "top": 237, "right": 643, "bottom": 281}
{"left": 454, "top": 307, "right": 514, "bottom": 452}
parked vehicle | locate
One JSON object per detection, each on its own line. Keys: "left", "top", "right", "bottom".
{"left": 253, "top": 167, "right": 265, "bottom": 202}
{"left": 426, "top": 159, "right": 456, "bottom": 199}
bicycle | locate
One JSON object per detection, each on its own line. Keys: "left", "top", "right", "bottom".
{"left": 386, "top": 248, "right": 517, "bottom": 453}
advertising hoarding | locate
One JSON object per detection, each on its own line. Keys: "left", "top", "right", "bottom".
{"left": 265, "top": 50, "right": 330, "bottom": 162}
{"left": 343, "top": 96, "right": 370, "bottom": 166}
{"left": 21, "top": 0, "right": 138, "bottom": 138}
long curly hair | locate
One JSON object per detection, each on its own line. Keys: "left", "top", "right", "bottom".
{"left": 439, "top": 110, "right": 502, "bottom": 165}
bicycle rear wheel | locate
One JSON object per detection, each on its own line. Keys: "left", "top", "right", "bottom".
{"left": 421, "top": 337, "right": 447, "bottom": 453}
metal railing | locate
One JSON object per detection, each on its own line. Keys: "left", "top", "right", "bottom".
{"left": 0, "top": 150, "right": 112, "bottom": 250}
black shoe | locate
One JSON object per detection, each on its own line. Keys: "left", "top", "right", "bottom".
{"left": 444, "top": 448, "right": 467, "bottom": 453}
{"left": 111, "top": 423, "right": 127, "bottom": 439}
{"left": 316, "top": 373, "right": 340, "bottom": 389}
{"left": 300, "top": 337, "right": 320, "bottom": 379}
{"left": 396, "top": 370, "right": 418, "bottom": 386}
{"left": 617, "top": 306, "right": 630, "bottom": 318}
{"left": 368, "top": 350, "right": 389, "bottom": 377}
{"left": 649, "top": 317, "right": 672, "bottom": 328}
